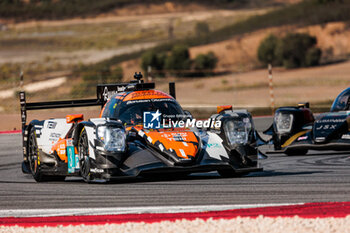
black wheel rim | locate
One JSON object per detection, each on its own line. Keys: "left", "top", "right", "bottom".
{"left": 78, "top": 131, "right": 90, "bottom": 179}
{"left": 28, "top": 131, "right": 38, "bottom": 175}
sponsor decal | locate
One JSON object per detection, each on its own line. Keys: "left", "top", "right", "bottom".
{"left": 126, "top": 98, "right": 174, "bottom": 105}
{"left": 144, "top": 110, "right": 161, "bottom": 129}
{"left": 160, "top": 132, "right": 189, "bottom": 141}
{"left": 67, "top": 139, "right": 75, "bottom": 174}
{"left": 297, "top": 136, "right": 308, "bottom": 141}
{"left": 124, "top": 90, "right": 170, "bottom": 101}
{"left": 207, "top": 143, "right": 221, "bottom": 148}
{"left": 47, "top": 121, "right": 57, "bottom": 129}
{"left": 316, "top": 124, "right": 337, "bottom": 130}
{"left": 49, "top": 133, "right": 61, "bottom": 142}
{"left": 143, "top": 111, "right": 222, "bottom": 129}
{"left": 341, "top": 134, "right": 350, "bottom": 139}
{"left": 126, "top": 99, "right": 150, "bottom": 105}
{"left": 163, "top": 118, "right": 221, "bottom": 129}
{"left": 90, "top": 168, "right": 104, "bottom": 173}
{"left": 315, "top": 137, "right": 325, "bottom": 141}
{"left": 102, "top": 86, "right": 126, "bottom": 101}
{"left": 317, "top": 118, "right": 344, "bottom": 123}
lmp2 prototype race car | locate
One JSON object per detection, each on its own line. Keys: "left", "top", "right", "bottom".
{"left": 264, "top": 87, "right": 350, "bottom": 155}
{"left": 20, "top": 73, "right": 263, "bottom": 182}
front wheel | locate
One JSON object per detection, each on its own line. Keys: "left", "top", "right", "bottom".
{"left": 78, "top": 128, "right": 92, "bottom": 182}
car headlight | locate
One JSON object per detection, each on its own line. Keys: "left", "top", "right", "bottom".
{"left": 224, "top": 118, "right": 251, "bottom": 145}
{"left": 97, "top": 126, "right": 126, "bottom": 152}
{"left": 275, "top": 112, "right": 293, "bottom": 134}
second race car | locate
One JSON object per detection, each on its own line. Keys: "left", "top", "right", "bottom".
{"left": 264, "top": 87, "right": 350, "bottom": 155}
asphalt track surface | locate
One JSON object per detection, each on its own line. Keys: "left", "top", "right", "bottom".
{"left": 0, "top": 117, "right": 349, "bottom": 210}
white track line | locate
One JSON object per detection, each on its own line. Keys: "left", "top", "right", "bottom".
{"left": 0, "top": 203, "right": 305, "bottom": 218}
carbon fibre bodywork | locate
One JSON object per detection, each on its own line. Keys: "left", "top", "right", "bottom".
{"left": 265, "top": 87, "right": 350, "bottom": 155}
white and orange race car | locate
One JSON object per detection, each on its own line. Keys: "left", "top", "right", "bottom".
{"left": 20, "top": 73, "right": 263, "bottom": 182}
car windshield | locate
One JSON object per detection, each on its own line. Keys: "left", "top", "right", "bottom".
{"left": 116, "top": 99, "right": 185, "bottom": 125}
{"left": 331, "top": 88, "right": 350, "bottom": 112}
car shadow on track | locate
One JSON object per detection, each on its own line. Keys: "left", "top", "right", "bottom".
{"left": 306, "top": 151, "right": 350, "bottom": 156}
{"left": 266, "top": 151, "right": 350, "bottom": 157}
{"left": 62, "top": 173, "right": 224, "bottom": 184}
{"left": 3, "top": 169, "right": 326, "bottom": 184}
{"left": 248, "top": 170, "right": 327, "bottom": 177}
{"left": 61, "top": 169, "right": 327, "bottom": 184}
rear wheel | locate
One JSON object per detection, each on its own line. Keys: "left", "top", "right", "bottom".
{"left": 285, "top": 149, "right": 308, "bottom": 156}
{"left": 28, "top": 128, "right": 65, "bottom": 182}
{"left": 218, "top": 169, "right": 248, "bottom": 178}
{"left": 78, "top": 128, "right": 92, "bottom": 182}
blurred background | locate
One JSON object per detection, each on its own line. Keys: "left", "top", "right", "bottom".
{"left": 0, "top": 0, "right": 349, "bottom": 130}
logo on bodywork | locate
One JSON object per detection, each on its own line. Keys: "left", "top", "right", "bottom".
{"left": 341, "top": 134, "right": 350, "bottom": 140}
{"left": 143, "top": 110, "right": 161, "bottom": 129}
{"left": 47, "top": 121, "right": 57, "bottom": 129}
{"left": 143, "top": 110, "right": 222, "bottom": 129}
{"left": 297, "top": 136, "right": 308, "bottom": 141}
{"left": 102, "top": 86, "right": 126, "bottom": 101}
{"left": 49, "top": 133, "right": 61, "bottom": 142}
{"left": 207, "top": 143, "right": 220, "bottom": 148}
{"left": 316, "top": 124, "right": 337, "bottom": 130}
{"left": 90, "top": 168, "right": 104, "bottom": 173}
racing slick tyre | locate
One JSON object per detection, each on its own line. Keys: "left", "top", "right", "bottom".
{"left": 78, "top": 128, "right": 93, "bottom": 183}
{"left": 284, "top": 149, "right": 308, "bottom": 156}
{"left": 28, "top": 127, "right": 65, "bottom": 182}
{"left": 217, "top": 169, "right": 248, "bottom": 178}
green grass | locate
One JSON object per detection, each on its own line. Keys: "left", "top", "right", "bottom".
{"left": 0, "top": 24, "right": 167, "bottom": 51}
{"left": 85, "top": 0, "right": 350, "bottom": 72}
{"left": 0, "top": 0, "right": 254, "bottom": 21}
{"left": 0, "top": 7, "right": 265, "bottom": 90}
{"left": 183, "top": 0, "right": 350, "bottom": 47}
{"left": 0, "top": 0, "right": 142, "bottom": 20}
{"left": 0, "top": 7, "right": 264, "bottom": 52}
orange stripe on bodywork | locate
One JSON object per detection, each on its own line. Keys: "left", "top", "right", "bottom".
{"left": 143, "top": 128, "right": 199, "bottom": 159}
{"left": 51, "top": 138, "right": 68, "bottom": 162}
{"left": 123, "top": 90, "right": 173, "bottom": 101}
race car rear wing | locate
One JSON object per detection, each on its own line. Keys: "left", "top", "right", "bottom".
{"left": 19, "top": 91, "right": 102, "bottom": 131}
